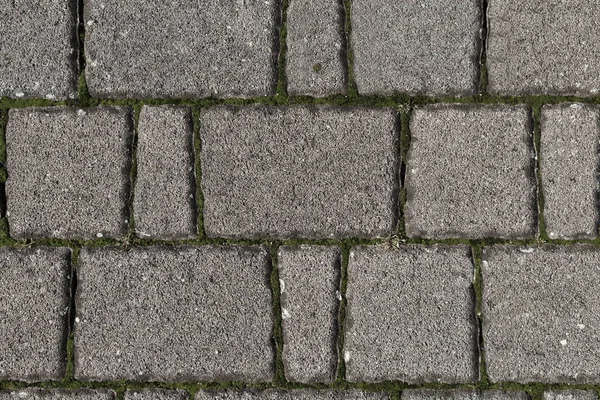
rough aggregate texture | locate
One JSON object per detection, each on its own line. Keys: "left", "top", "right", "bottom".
{"left": 125, "top": 390, "right": 188, "bottom": 400}
{"left": 195, "top": 390, "right": 389, "bottom": 400}
{"left": 544, "top": 392, "right": 597, "bottom": 400}
{"left": 402, "top": 390, "right": 530, "bottom": 400}
{"left": 0, "top": 389, "right": 115, "bottom": 400}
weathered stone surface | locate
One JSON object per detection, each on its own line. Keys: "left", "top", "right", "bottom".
{"left": 402, "top": 390, "right": 529, "bottom": 400}
{"left": 544, "top": 391, "right": 597, "bottom": 400}
{"left": 125, "top": 390, "right": 188, "bottom": 400}
{"left": 195, "top": 390, "right": 389, "bottom": 400}
{"left": 0, "top": 389, "right": 115, "bottom": 400}
{"left": 345, "top": 245, "right": 477, "bottom": 383}
{"left": 405, "top": 104, "right": 537, "bottom": 239}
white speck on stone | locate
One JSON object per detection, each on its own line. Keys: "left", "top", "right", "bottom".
{"left": 549, "top": 232, "right": 557, "bottom": 238}
{"left": 344, "top": 351, "right": 350, "bottom": 362}
{"left": 578, "top": 324, "right": 585, "bottom": 330}
{"left": 75, "top": 317, "right": 80, "bottom": 323}
{"left": 96, "top": 232, "right": 103, "bottom": 238}
{"left": 18, "top": 392, "right": 28, "bottom": 398}
{"left": 349, "top": 251, "right": 355, "bottom": 258}
{"left": 336, "top": 290, "right": 342, "bottom": 301}
{"left": 45, "top": 94, "right": 56, "bottom": 100}
{"left": 139, "top": 371, "right": 143, "bottom": 375}
{"left": 15, "top": 92, "right": 24, "bottom": 98}
{"left": 282, "top": 308, "right": 291, "bottom": 319}
{"left": 482, "top": 260, "right": 489, "bottom": 268}
{"left": 77, "top": 109, "right": 86, "bottom": 116}
{"left": 116, "top": 349, "right": 121, "bottom": 355}
{"left": 570, "top": 103, "right": 583, "bottom": 109}
{"left": 560, "top": 339, "right": 567, "bottom": 346}
{"left": 87, "top": 20, "right": 94, "bottom": 26}
{"left": 591, "top": 88, "right": 599, "bottom": 94}
{"left": 279, "top": 279, "right": 285, "bottom": 293}
{"left": 519, "top": 247, "right": 534, "bottom": 253}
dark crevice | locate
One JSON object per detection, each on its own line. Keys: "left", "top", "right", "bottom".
{"left": 269, "top": 245, "right": 286, "bottom": 384}
{"left": 275, "top": 0, "right": 290, "bottom": 97}
{"left": 478, "top": 0, "right": 489, "bottom": 95}
{"left": 0, "top": 184, "right": 6, "bottom": 218}
{"left": 335, "top": 245, "right": 350, "bottom": 382}
{"left": 343, "top": 0, "right": 358, "bottom": 98}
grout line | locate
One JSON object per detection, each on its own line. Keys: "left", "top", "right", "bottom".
{"left": 530, "top": 102, "right": 548, "bottom": 241}
{"left": 335, "top": 245, "right": 350, "bottom": 383}
{"left": 276, "top": 0, "right": 290, "bottom": 97}
{"left": 471, "top": 245, "right": 489, "bottom": 384}
{"left": 64, "top": 247, "right": 80, "bottom": 381}
{"left": 397, "top": 106, "right": 411, "bottom": 239}
{"left": 76, "top": 0, "right": 91, "bottom": 105}
{"left": 192, "top": 107, "right": 205, "bottom": 239}
{"left": 269, "top": 245, "right": 287, "bottom": 385}
{"left": 478, "top": 0, "right": 489, "bottom": 95}
{"left": 342, "top": 0, "right": 358, "bottom": 98}
{"left": 125, "top": 106, "right": 141, "bottom": 244}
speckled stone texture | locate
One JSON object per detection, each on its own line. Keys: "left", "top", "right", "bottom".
{"left": 200, "top": 106, "right": 399, "bottom": 239}
{"left": 0, "top": 0, "right": 77, "bottom": 99}
{"left": 125, "top": 389, "right": 188, "bottom": 400}
{"left": 75, "top": 246, "right": 274, "bottom": 382}
{"left": 84, "top": 0, "right": 279, "bottom": 98}
{"left": 0, "top": 247, "right": 71, "bottom": 382}
{"left": 0, "top": 389, "right": 115, "bottom": 400}
{"left": 278, "top": 246, "right": 340, "bottom": 383}
{"left": 402, "top": 390, "right": 530, "bottom": 400}
{"left": 405, "top": 104, "right": 537, "bottom": 239}
{"left": 544, "top": 391, "right": 597, "bottom": 400}
{"left": 134, "top": 106, "right": 196, "bottom": 239}
{"left": 286, "top": 0, "right": 346, "bottom": 97}
{"left": 487, "top": 0, "right": 600, "bottom": 95}
{"left": 351, "top": 0, "right": 480, "bottom": 96}
{"left": 344, "top": 245, "right": 477, "bottom": 383}
{"left": 195, "top": 390, "right": 389, "bottom": 400}
{"left": 541, "top": 104, "right": 599, "bottom": 239}
{"left": 482, "top": 245, "right": 600, "bottom": 383}
{"left": 5, "top": 107, "right": 132, "bottom": 239}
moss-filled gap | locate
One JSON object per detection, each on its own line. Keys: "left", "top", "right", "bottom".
{"left": 530, "top": 101, "right": 548, "bottom": 240}
{"left": 343, "top": 0, "right": 358, "bottom": 98}
{"left": 270, "top": 244, "right": 287, "bottom": 385}
{"left": 125, "top": 106, "right": 141, "bottom": 244}
{"left": 471, "top": 245, "right": 489, "bottom": 384}
{"left": 192, "top": 107, "right": 205, "bottom": 239}
{"left": 276, "top": 0, "right": 290, "bottom": 97}
{"left": 477, "top": 0, "right": 489, "bottom": 95}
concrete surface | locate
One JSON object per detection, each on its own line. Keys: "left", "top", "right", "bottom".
{"left": 125, "top": 390, "right": 188, "bottom": 400}
{"left": 344, "top": 245, "right": 477, "bottom": 383}
{"left": 0, "top": 389, "right": 115, "bottom": 400}
{"left": 195, "top": 390, "right": 389, "bottom": 400}
{"left": 402, "top": 390, "right": 530, "bottom": 400}
{"left": 278, "top": 245, "right": 340, "bottom": 383}
{"left": 544, "top": 392, "right": 597, "bottom": 400}
{"left": 134, "top": 106, "right": 197, "bottom": 239}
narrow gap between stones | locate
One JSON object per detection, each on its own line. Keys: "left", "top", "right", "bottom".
{"left": 125, "top": 106, "right": 141, "bottom": 244}
{"left": 276, "top": 0, "right": 290, "bottom": 97}
{"left": 397, "top": 107, "right": 411, "bottom": 238}
{"left": 76, "top": 0, "right": 91, "bottom": 105}
{"left": 477, "top": 0, "right": 489, "bottom": 95}
{"left": 471, "top": 245, "right": 489, "bottom": 384}
{"left": 335, "top": 245, "right": 350, "bottom": 383}
{"left": 342, "top": 0, "right": 358, "bottom": 98}
{"left": 192, "top": 107, "right": 205, "bottom": 239}
{"left": 269, "top": 245, "right": 287, "bottom": 385}
{"left": 530, "top": 103, "right": 547, "bottom": 240}
{"left": 64, "top": 247, "right": 80, "bottom": 381}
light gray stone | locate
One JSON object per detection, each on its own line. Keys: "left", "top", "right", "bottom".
{"left": 402, "top": 390, "right": 529, "bottom": 400}
{"left": 75, "top": 245, "right": 274, "bottom": 382}
{"left": 482, "top": 245, "right": 600, "bottom": 382}
{"left": 84, "top": 0, "right": 279, "bottom": 98}
{"left": 0, "top": 0, "right": 77, "bottom": 99}
{"left": 278, "top": 245, "right": 340, "bottom": 383}
{"left": 134, "top": 106, "right": 196, "bottom": 239}
{"left": 286, "top": 0, "right": 346, "bottom": 97}
{"left": 0, "top": 247, "right": 71, "bottom": 381}
{"left": 6, "top": 107, "right": 132, "bottom": 239}
{"left": 487, "top": 0, "right": 600, "bottom": 95}
{"left": 125, "top": 389, "right": 188, "bottom": 400}
{"left": 0, "top": 389, "right": 115, "bottom": 400}
{"left": 195, "top": 390, "right": 389, "bottom": 400}
{"left": 405, "top": 104, "right": 537, "bottom": 239}
{"left": 345, "top": 245, "right": 477, "bottom": 383}
{"left": 351, "top": 0, "right": 480, "bottom": 96}
{"left": 541, "top": 104, "right": 599, "bottom": 239}
{"left": 200, "top": 106, "right": 399, "bottom": 239}
{"left": 544, "top": 391, "right": 597, "bottom": 400}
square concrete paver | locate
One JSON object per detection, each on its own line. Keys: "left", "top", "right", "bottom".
{"left": 405, "top": 104, "right": 537, "bottom": 239}
{"left": 344, "top": 245, "right": 477, "bottom": 383}
{"left": 0, "top": 247, "right": 71, "bottom": 381}
{"left": 125, "top": 390, "right": 188, "bottom": 400}
{"left": 84, "top": 0, "right": 279, "bottom": 98}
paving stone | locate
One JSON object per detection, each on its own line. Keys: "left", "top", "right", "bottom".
{"left": 544, "top": 391, "right": 597, "bottom": 400}
{"left": 0, "top": 389, "right": 115, "bottom": 400}
{"left": 344, "top": 245, "right": 477, "bottom": 383}
{"left": 482, "top": 245, "right": 600, "bottom": 382}
{"left": 540, "top": 104, "right": 600, "bottom": 239}
{"left": 134, "top": 106, "right": 196, "bottom": 239}
{"left": 125, "top": 390, "right": 188, "bottom": 400}
{"left": 402, "top": 390, "right": 529, "bottom": 400}
{"left": 75, "top": 245, "right": 274, "bottom": 382}
{"left": 0, "top": 247, "right": 71, "bottom": 381}
{"left": 0, "top": 0, "right": 78, "bottom": 99}
{"left": 84, "top": 0, "right": 279, "bottom": 98}
{"left": 405, "top": 104, "right": 537, "bottom": 239}
{"left": 6, "top": 107, "right": 132, "bottom": 239}
{"left": 351, "top": 0, "right": 480, "bottom": 96}
{"left": 200, "top": 106, "right": 399, "bottom": 239}
{"left": 487, "top": 1, "right": 600, "bottom": 95}
{"left": 286, "top": 0, "right": 346, "bottom": 97}
{"left": 195, "top": 390, "right": 389, "bottom": 400}
{"left": 278, "top": 245, "right": 340, "bottom": 383}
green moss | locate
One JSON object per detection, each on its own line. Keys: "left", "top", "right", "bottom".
{"left": 312, "top": 63, "right": 322, "bottom": 73}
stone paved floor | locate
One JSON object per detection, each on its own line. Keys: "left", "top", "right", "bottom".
{"left": 1, "top": 0, "right": 600, "bottom": 399}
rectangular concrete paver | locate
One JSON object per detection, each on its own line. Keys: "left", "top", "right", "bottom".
{"left": 6, "top": 107, "right": 132, "bottom": 239}
{"left": 134, "top": 106, "right": 196, "bottom": 239}
{"left": 0, "top": 0, "right": 77, "bottom": 99}
{"left": 544, "top": 392, "right": 597, "bottom": 400}
{"left": 286, "top": 0, "right": 346, "bottom": 97}
{"left": 405, "top": 104, "right": 537, "bottom": 239}
{"left": 278, "top": 245, "right": 340, "bottom": 383}
{"left": 487, "top": 0, "right": 600, "bottom": 95}
{"left": 0, "top": 389, "right": 115, "bottom": 400}
{"left": 345, "top": 245, "right": 477, "bottom": 383}
{"left": 482, "top": 245, "right": 600, "bottom": 383}
{"left": 0, "top": 247, "right": 71, "bottom": 382}
{"left": 351, "top": 0, "right": 480, "bottom": 96}
{"left": 541, "top": 104, "right": 599, "bottom": 239}
{"left": 402, "top": 390, "right": 530, "bottom": 400}
{"left": 196, "top": 390, "right": 389, "bottom": 400}
{"left": 200, "top": 106, "right": 399, "bottom": 239}
{"left": 125, "top": 390, "right": 188, "bottom": 400}
{"left": 75, "top": 245, "right": 273, "bottom": 382}
{"left": 84, "top": 0, "right": 279, "bottom": 98}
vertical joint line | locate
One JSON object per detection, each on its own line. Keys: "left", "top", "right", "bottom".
{"left": 531, "top": 103, "right": 547, "bottom": 240}
{"left": 335, "top": 244, "right": 350, "bottom": 383}
{"left": 65, "top": 247, "right": 80, "bottom": 380}
{"left": 478, "top": 0, "right": 489, "bottom": 96}
{"left": 276, "top": 0, "right": 290, "bottom": 97}
{"left": 269, "top": 245, "right": 287, "bottom": 385}
{"left": 398, "top": 107, "right": 411, "bottom": 239}
{"left": 343, "top": 0, "right": 358, "bottom": 97}
{"left": 193, "top": 107, "right": 205, "bottom": 239}
{"left": 126, "top": 106, "right": 141, "bottom": 244}
{"left": 77, "top": 0, "right": 90, "bottom": 103}
{"left": 0, "top": 110, "right": 8, "bottom": 221}
{"left": 471, "top": 245, "right": 489, "bottom": 384}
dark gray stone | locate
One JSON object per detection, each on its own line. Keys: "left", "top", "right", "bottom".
{"left": 0, "top": 0, "right": 77, "bottom": 99}
{"left": 75, "top": 245, "right": 274, "bottom": 382}
{"left": 278, "top": 245, "right": 340, "bottom": 383}
{"left": 134, "top": 106, "right": 196, "bottom": 239}
{"left": 402, "top": 390, "right": 529, "bottom": 400}
{"left": 0, "top": 389, "right": 115, "bottom": 400}
{"left": 286, "top": 0, "right": 346, "bottom": 97}
{"left": 405, "top": 104, "right": 537, "bottom": 239}
{"left": 482, "top": 245, "right": 600, "bottom": 382}
{"left": 195, "top": 390, "right": 389, "bottom": 400}
{"left": 351, "top": 0, "right": 480, "bottom": 96}
{"left": 345, "top": 245, "right": 477, "bottom": 383}
{"left": 541, "top": 104, "right": 599, "bottom": 239}
{"left": 84, "top": 0, "right": 279, "bottom": 98}
{"left": 125, "top": 390, "right": 188, "bottom": 400}
{"left": 544, "top": 392, "right": 597, "bottom": 400}
{"left": 200, "top": 106, "right": 399, "bottom": 239}
{"left": 6, "top": 107, "right": 132, "bottom": 239}
{"left": 0, "top": 247, "right": 70, "bottom": 381}
{"left": 487, "top": 1, "right": 600, "bottom": 95}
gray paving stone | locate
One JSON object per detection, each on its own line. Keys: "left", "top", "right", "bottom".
{"left": 278, "top": 245, "right": 340, "bottom": 383}
{"left": 402, "top": 390, "right": 529, "bottom": 400}
{"left": 0, "top": 0, "right": 77, "bottom": 100}
{"left": 6, "top": 107, "right": 132, "bottom": 239}
{"left": 541, "top": 104, "right": 600, "bottom": 239}
{"left": 200, "top": 106, "right": 399, "bottom": 239}
{"left": 482, "top": 245, "right": 600, "bottom": 382}
{"left": 75, "top": 245, "right": 274, "bottom": 382}
{"left": 544, "top": 391, "right": 597, "bottom": 400}
{"left": 345, "top": 245, "right": 477, "bottom": 383}
{"left": 286, "top": 0, "right": 346, "bottom": 97}
{"left": 84, "top": 0, "right": 279, "bottom": 98}
{"left": 0, "top": 389, "right": 115, "bottom": 400}
{"left": 487, "top": 1, "right": 600, "bottom": 95}
{"left": 125, "top": 390, "right": 188, "bottom": 400}
{"left": 134, "top": 106, "right": 196, "bottom": 239}
{"left": 405, "top": 104, "right": 537, "bottom": 239}
{"left": 195, "top": 390, "right": 389, "bottom": 400}
{"left": 351, "top": 0, "right": 480, "bottom": 96}
{"left": 0, "top": 247, "right": 70, "bottom": 381}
